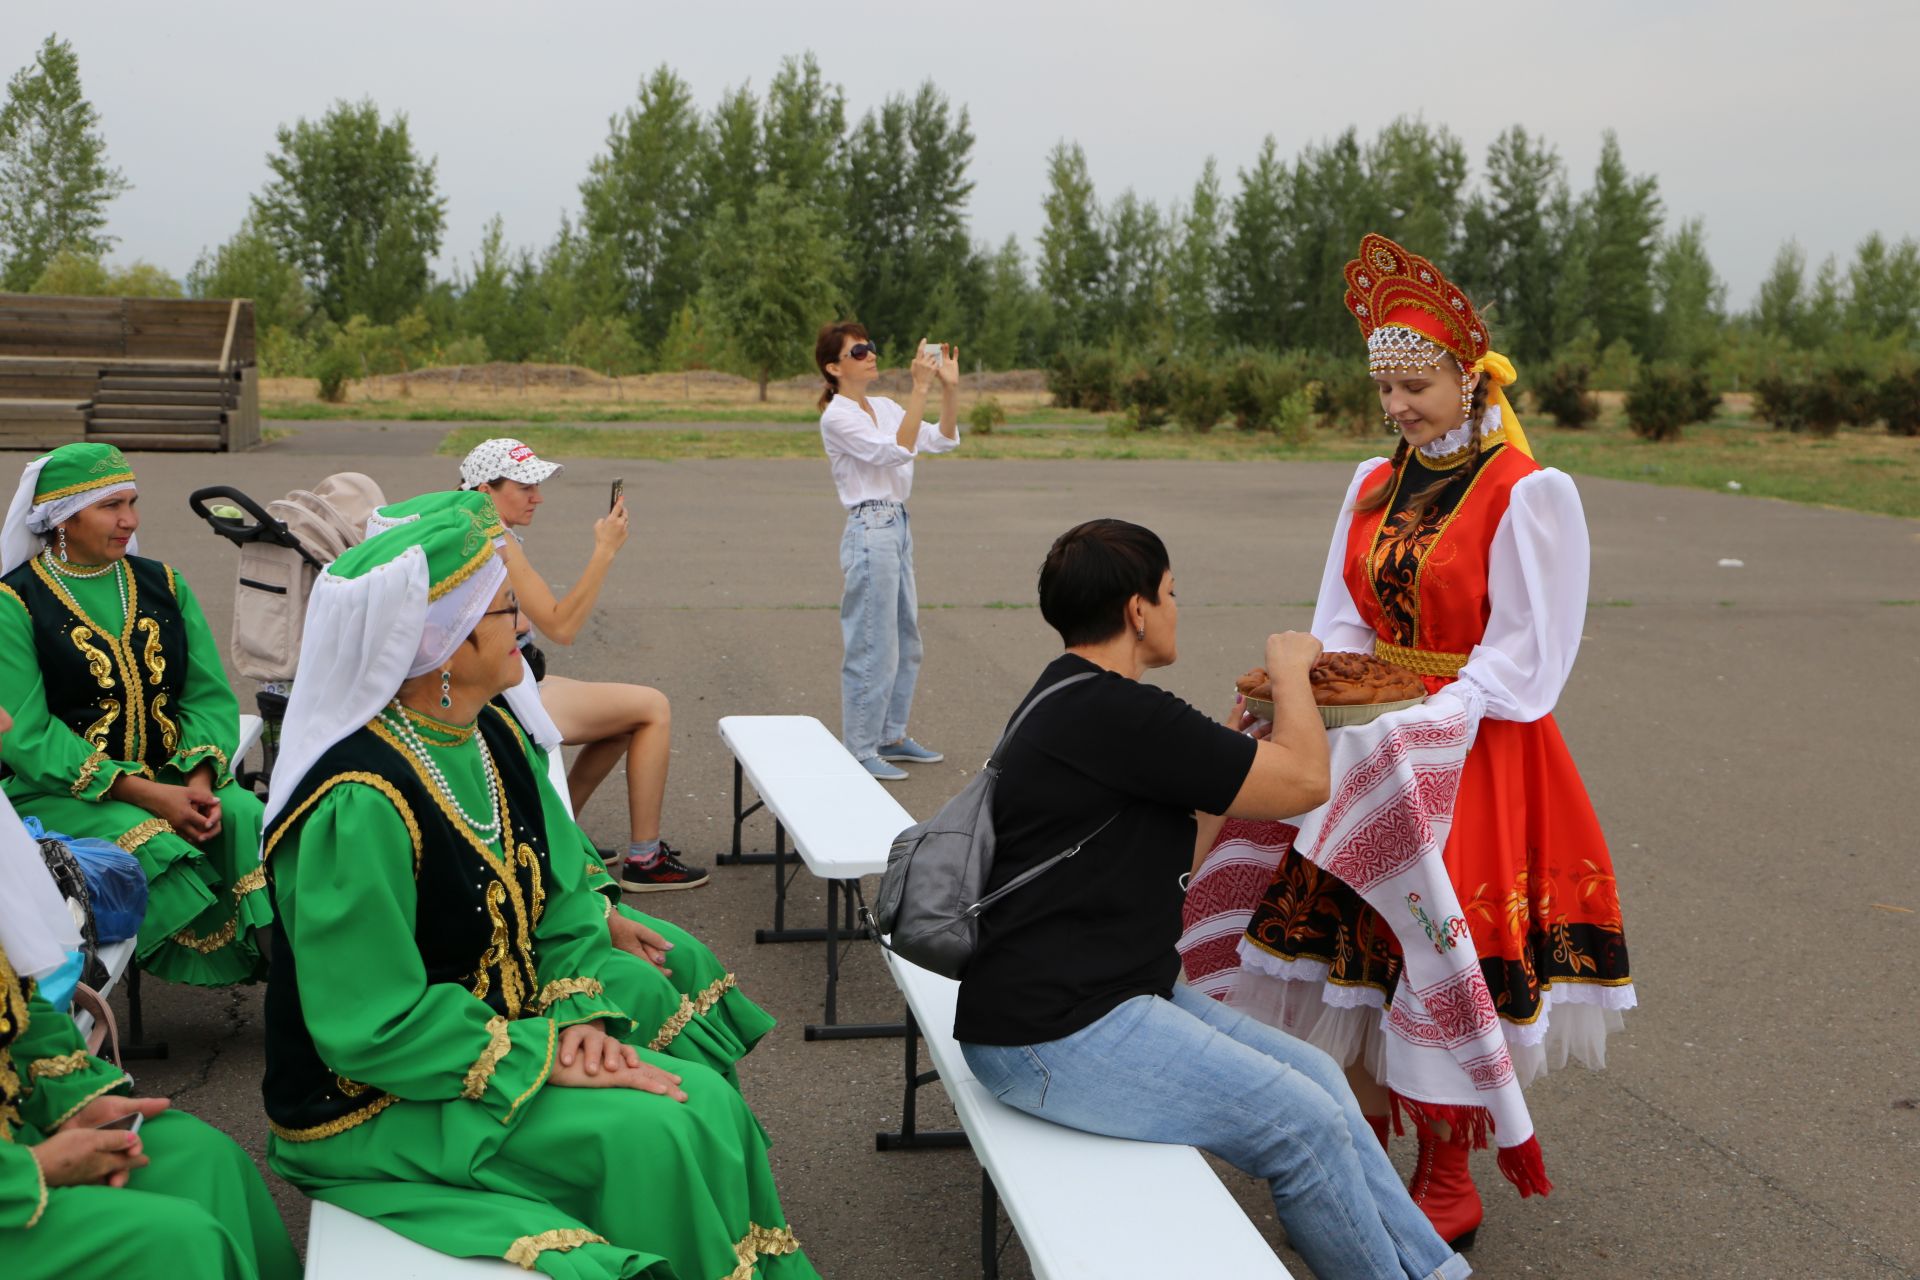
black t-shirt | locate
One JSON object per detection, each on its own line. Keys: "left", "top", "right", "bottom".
{"left": 953, "top": 653, "right": 1258, "bottom": 1046}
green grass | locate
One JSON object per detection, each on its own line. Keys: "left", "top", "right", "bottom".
{"left": 267, "top": 400, "right": 1104, "bottom": 427}
{"left": 422, "top": 411, "right": 1920, "bottom": 519}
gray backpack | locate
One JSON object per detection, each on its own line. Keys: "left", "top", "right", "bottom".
{"left": 867, "top": 671, "right": 1119, "bottom": 979}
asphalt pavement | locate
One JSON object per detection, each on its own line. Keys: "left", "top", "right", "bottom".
{"left": 37, "top": 419, "right": 1919, "bottom": 1279}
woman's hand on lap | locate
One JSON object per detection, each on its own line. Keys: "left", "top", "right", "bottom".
{"left": 31, "top": 1126, "right": 147, "bottom": 1188}
{"left": 608, "top": 912, "right": 673, "bottom": 975}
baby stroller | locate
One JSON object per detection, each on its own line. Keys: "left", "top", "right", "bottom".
{"left": 188, "top": 472, "right": 387, "bottom": 795}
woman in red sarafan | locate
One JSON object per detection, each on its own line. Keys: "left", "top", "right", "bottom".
{"left": 1232, "top": 233, "right": 1634, "bottom": 1249}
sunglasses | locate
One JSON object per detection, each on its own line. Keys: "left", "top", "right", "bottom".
{"left": 845, "top": 343, "right": 878, "bottom": 361}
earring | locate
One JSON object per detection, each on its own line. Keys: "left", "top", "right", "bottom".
{"left": 1383, "top": 413, "right": 1400, "bottom": 434}
{"left": 1135, "top": 627, "right": 1146, "bottom": 641}
{"left": 56, "top": 527, "right": 68, "bottom": 561}
{"left": 1459, "top": 372, "right": 1475, "bottom": 422}
{"left": 439, "top": 669, "right": 453, "bottom": 710}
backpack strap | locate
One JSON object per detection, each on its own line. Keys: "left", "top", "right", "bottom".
{"left": 986, "top": 670, "right": 1100, "bottom": 770}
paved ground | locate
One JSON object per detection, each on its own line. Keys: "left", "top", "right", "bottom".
{"left": 31, "top": 419, "right": 1919, "bottom": 1279}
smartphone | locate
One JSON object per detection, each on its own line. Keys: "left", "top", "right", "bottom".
{"left": 920, "top": 341, "right": 943, "bottom": 367}
{"left": 609, "top": 478, "right": 625, "bottom": 511}
{"left": 96, "top": 1111, "right": 143, "bottom": 1134}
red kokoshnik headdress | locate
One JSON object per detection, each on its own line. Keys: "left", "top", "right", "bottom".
{"left": 1343, "top": 232, "right": 1533, "bottom": 458}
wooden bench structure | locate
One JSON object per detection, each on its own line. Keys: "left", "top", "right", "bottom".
{"left": 0, "top": 293, "right": 261, "bottom": 452}
{"left": 718, "top": 714, "right": 912, "bottom": 1040}
{"left": 878, "top": 951, "right": 1295, "bottom": 1279}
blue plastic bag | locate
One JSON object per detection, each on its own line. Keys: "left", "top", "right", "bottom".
{"left": 38, "top": 949, "right": 84, "bottom": 1011}
{"left": 22, "top": 816, "right": 149, "bottom": 944}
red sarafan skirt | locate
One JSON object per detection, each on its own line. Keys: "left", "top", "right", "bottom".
{"left": 1234, "top": 709, "right": 1634, "bottom": 1088}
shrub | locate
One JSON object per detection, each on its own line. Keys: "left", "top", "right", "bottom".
{"left": 435, "top": 334, "right": 490, "bottom": 368}
{"left": 1821, "top": 365, "right": 1880, "bottom": 428}
{"left": 1300, "top": 354, "right": 1377, "bottom": 434}
{"left": 1272, "top": 385, "right": 1317, "bottom": 447}
{"left": 1532, "top": 360, "right": 1599, "bottom": 428}
{"left": 1753, "top": 375, "right": 1810, "bottom": 432}
{"left": 1046, "top": 346, "right": 1121, "bottom": 412}
{"left": 1756, "top": 365, "right": 1875, "bottom": 436}
{"left": 1118, "top": 358, "right": 1174, "bottom": 428}
{"left": 312, "top": 339, "right": 357, "bottom": 403}
{"left": 1625, "top": 363, "right": 1715, "bottom": 442}
{"left": 1220, "top": 350, "right": 1310, "bottom": 432}
{"left": 1878, "top": 365, "right": 1920, "bottom": 437}
{"left": 967, "top": 396, "right": 1007, "bottom": 435}
{"left": 1169, "top": 357, "right": 1229, "bottom": 432}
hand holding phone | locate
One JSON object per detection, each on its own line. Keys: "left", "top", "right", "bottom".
{"left": 95, "top": 1111, "right": 143, "bottom": 1135}
{"left": 609, "top": 478, "right": 625, "bottom": 511}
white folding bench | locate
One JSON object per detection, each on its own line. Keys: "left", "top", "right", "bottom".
{"left": 306, "top": 1203, "right": 520, "bottom": 1277}
{"left": 878, "top": 950, "right": 1294, "bottom": 1279}
{"left": 717, "top": 715, "right": 912, "bottom": 1040}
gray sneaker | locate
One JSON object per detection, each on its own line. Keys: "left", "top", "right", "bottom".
{"left": 878, "top": 737, "right": 944, "bottom": 764}
{"left": 860, "top": 755, "right": 910, "bottom": 781}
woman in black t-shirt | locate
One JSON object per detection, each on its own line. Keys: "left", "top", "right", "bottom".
{"left": 956, "top": 519, "right": 1469, "bottom": 1280}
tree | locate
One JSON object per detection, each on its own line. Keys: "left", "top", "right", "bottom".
{"left": 1286, "top": 128, "right": 1374, "bottom": 351}
{"left": 254, "top": 98, "right": 446, "bottom": 324}
{"left": 1101, "top": 190, "right": 1168, "bottom": 350}
{"left": 580, "top": 66, "right": 711, "bottom": 352}
{"left": 971, "top": 235, "right": 1039, "bottom": 370}
{"left": 1220, "top": 136, "right": 1294, "bottom": 349}
{"left": 760, "top": 54, "right": 845, "bottom": 216}
{"left": 1037, "top": 142, "right": 1108, "bottom": 349}
{"left": 1583, "top": 131, "right": 1663, "bottom": 355}
{"left": 702, "top": 183, "right": 842, "bottom": 399}
{"left": 702, "top": 83, "right": 762, "bottom": 227}
{"left": 188, "top": 212, "right": 312, "bottom": 335}
{"left": 1755, "top": 240, "right": 1809, "bottom": 345}
{"left": 843, "top": 82, "right": 976, "bottom": 356}
{"left": 1166, "top": 158, "right": 1224, "bottom": 351}
{"left": 1459, "top": 126, "right": 1566, "bottom": 364}
{"left": 31, "top": 249, "right": 180, "bottom": 297}
{"left": 1365, "top": 117, "right": 1469, "bottom": 261}
{"left": 0, "top": 35, "right": 129, "bottom": 291}
{"left": 451, "top": 214, "right": 543, "bottom": 362}
{"left": 1846, "top": 232, "right": 1920, "bottom": 339}
{"left": 1650, "top": 218, "right": 1725, "bottom": 365}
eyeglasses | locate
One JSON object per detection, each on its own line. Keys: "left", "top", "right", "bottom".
{"left": 846, "top": 343, "right": 878, "bottom": 361}
{"left": 483, "top": 597, "right": 522, "bottom": 622}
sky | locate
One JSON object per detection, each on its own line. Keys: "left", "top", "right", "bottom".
{"left": 4, "top": 0, "right": 1917, "bottom": 310}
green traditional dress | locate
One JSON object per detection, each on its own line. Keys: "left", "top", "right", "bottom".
{"left": 264, "top": 702, "right": 815, "bottom": 1279}
{"left": 0, "top": 554, "right": 270, "bottom": 985}
{"left": 0, "top": 941, "right": 298, "bottom": 1278}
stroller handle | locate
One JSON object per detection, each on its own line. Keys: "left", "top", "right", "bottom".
{"left": 187, "top": 486, "right": 325, "bottom": 570}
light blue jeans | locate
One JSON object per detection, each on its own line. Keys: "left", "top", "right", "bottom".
{"left": 839, "top": 501, "right": 922, "bottom": 760}
{"left": 961, "top": 984, "right": 1470, "bottom": 1280}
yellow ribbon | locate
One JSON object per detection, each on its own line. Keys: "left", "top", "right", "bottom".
{"left": 1470, "top": 350, "right": 1533, "bottom": 459}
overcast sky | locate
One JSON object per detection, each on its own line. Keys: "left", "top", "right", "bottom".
{"left": 5, "top": 1, "right": 1916, "bottom": 310}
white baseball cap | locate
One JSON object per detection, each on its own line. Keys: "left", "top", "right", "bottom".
{"left": 459, "top": 438, "right": 564, "bottom": 490}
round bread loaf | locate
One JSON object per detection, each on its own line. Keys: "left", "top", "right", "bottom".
{"left": 1307, "top": 652, "right": 1426, "bottom": 706}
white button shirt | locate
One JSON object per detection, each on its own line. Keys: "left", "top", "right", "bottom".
{"left": 819, "top": 394, "right": 961, "bottom": 508}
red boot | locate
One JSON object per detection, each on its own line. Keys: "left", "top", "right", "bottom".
{"left": 1364, "top": 1113, "right": 1391, "bottom": 1152}
{"left": 1408, "top": 1121, "right": 1483, "bottom": 1251}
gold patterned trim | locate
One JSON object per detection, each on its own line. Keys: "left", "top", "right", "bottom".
{"left": 72, "top": 749, "right": 111, "bottom": 797}
{"left": 505, "top": 1018, "right": 555, "bottom": 1121}
{"left": 463, "top": 1015, "right": 513, "bottom": 1099}
{"left": 694, "top": 972, "right": 739, "bottom": 1017}
{"left": 170, "top": 916, "right": 238, "bottom": 954}
{"left": 1418, "top": 423, "right": 1511, "bottom": 471}
{"left": 269, "top": 1092, "right": 398, "bottom": 1142}
{"left": 24, "top": 1145, "right": 48, "bottom": 1228}
{"left": 172, "top": 743, "right": 229, "bottom": 777}
{"left": 231, "top": 863, "right": 267, "bottom": 901}
{"left": 264, "top": 771, "right": 424, "bottom": 874}
{"left": 647, "top": 973, "right": 739, "bottom": 1052}
{"left": 1373, "top": 640, "right": 1469, "bottom": 679}
{"left": 117, "top": 817, "right": 173, "bottom": 854}
{"left": 724, "top": 1224, "right": 802, "bottom": 1279}
{"left": 32, "top": 471, "right": 137, "bottom": 505}
{"left": 28, "top": 1049, "right": 92, "bottom": 1081}
{"left": 503, "top": 1228, "right": 607, "bottom": 1270}
{"left": 528, "top": 977, "right": 603, "bottom": 1015}
{"left": 50, "top": 1077, "right": 124, "bottom": 1129}
{"left": 427, "top": 538, "right": 497, "bottom": 602}
{"left": 34, "top": 556, "right": 146, "bottom": 761}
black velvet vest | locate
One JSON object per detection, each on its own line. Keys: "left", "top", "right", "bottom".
{"left": 261, "top": 705, "right": 555, "bottom": 1141}
{"left": 0, "top": 554, "right": 187, "bottom": 774}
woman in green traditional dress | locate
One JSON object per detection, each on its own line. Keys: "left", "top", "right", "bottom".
{"left": 364, "top": 490, "right": 776, "bottom": 1086}
{"left": 0, "top": 706, "right": 298, "bottom": 1279}
{"left": 0, "top": 443, "right": 270, "bottom": 986}
{"left": 262, "top": 507, "right": 815, "bottom": 1279}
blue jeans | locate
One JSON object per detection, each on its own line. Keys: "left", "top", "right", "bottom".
{"left": 961, "top": 984, "right": 1469, "bottom": 1280}
{"left": 839, "top": 502, "right": 922, "bottom": 760}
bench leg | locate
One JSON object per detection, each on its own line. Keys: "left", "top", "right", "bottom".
{"left": 120, "top": 964, "right": 169, "bottom": 1060}
{"left": 981, "top": 1168, "right": 1003, "bottom": 1280}
{"left": 717, "top": 759, "right": 775, "bottom": 866}
{"left": 754, "top": 822, "right": 832, "bottom": 945}
{"left": 874, "top": 1006, "right": 967, "bottom": 1150}
{"left": 805, "top": 879, "right": 906, "bottom": 1041}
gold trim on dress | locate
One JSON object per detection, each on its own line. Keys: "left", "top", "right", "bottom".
{"left": 0, "top": 583, "right": 24, "bottom": 615}
{"left": 462, "top": 1015, "right": 513, "bottom": 1099}
{"left": 32, "top": 471, "right": 136, "bottom": 505}
{"left": 1374, "top": 640, "right": 1469, "bottom": 678}
{"left": 28, "top": 1049, "right": 92, "bottom": 1081}
{"left": 269, "top": 1092, "right": 397, "bottom": 1142}
{"left": 70, "top": 624, "right": 115, "bottom": 689}
{"left": 528, "top": 977, "right": 603, "bottom": 1015}
{"left": 502, "top": 1228, "right": 607, "bottom": 1270}
{"left": 427, "top": 539, "right": 497, "bottom": 601}
{"left": 505, "top": 1018, "right": 554, "bottom": 1121}
{"left": 72, "top": 749, "right": 110, "bottom": 797}
{"left": 230, "top": 864, "right": 267, "bottom": 901}
{"left": 136, "top": 616, "right": 166, "bottom": 686}
{"left": 648, "top": 996, "right": 697, "bottom": 1052}
{"left": 693, "top": 972, "right": 738, "bottom": 1017}
{"left": 172, "top": 743, "right": 229, "bottom": 777}
{"left": 117, "top": 817, "right": 173, "bottom": 854}
{"left": 150, "top": 692, "right": 178, "bottom": 754}
{"left": 725, "top": 1224, "right": 802, "bottom": 1279}
{"left": 263, "top": 771, "right": 423, "bottom": 873}
{"left": 82, "top": 698, "right": 119, "bottom": 752}
{"left": 24, "top": 1144, "right": 49, "bottom": 1227}
{"left": 50, "top": 1077, "right": 124, "bottom": 1129}
{"left": 170, "top": 916, "right": 238, "bottom": 954}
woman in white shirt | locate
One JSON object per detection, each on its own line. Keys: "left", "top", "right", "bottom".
{"left": 813, "top": 323, "right": 959, "bottom": 780}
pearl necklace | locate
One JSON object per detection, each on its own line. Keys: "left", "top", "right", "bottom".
{"left": 380, "top": 704, "right": 503, "bottom": 841}
{"left": 43, "top": 551, "right": 128, "bottom": 619}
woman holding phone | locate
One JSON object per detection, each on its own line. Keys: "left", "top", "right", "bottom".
{"left": 458, "top": 438, "right": 704, "bottom": 892}
{"left": 814, "top": 324, "right": 960, "bottom": 780}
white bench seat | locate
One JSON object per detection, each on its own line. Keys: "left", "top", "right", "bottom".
{"left": 306, "top": 1201, "right": 519, "bottom": 1277}
{"left": 881, "top": 950, "right": 1292, "bottom": 1279}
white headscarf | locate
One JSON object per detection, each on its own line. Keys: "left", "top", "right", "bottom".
{"left": 0, "top": 791, "right": 83, "bottom": 981}
{"left": 2, "top": 455, "right": 139, "bottom": 577}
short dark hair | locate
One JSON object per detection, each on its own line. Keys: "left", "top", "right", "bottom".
{"left": 1038, "top": 519, "right": 1170, "bottom": 647}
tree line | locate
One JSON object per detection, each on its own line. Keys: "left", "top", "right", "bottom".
{"left": 2, "top": 33, "right": 1917, "bottom": 402}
